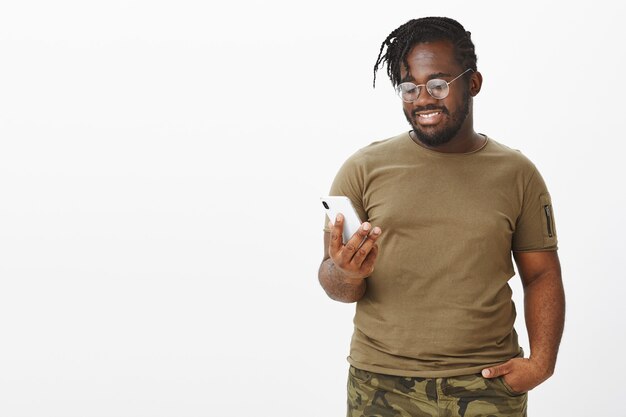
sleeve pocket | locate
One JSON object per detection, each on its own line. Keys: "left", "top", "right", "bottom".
{"left": 539, "top": 193, "right": 557, "bottom": 247}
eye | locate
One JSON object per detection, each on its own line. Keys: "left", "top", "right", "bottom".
{"left": 399, "top": 83, "right": 417, "bottom": 94}
{"left": 428, "top": 80, "right": 446, "bottom": 93}
{"left": 427, "top": 79, "right": 449, "bottom": 98}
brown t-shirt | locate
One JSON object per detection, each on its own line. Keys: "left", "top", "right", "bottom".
{"left": 324, "top": 132, "right": 558, "bottom": 377}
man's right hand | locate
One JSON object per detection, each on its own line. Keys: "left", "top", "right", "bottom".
{"left": 328, "top": 214, "right": 382, "bottom": 282}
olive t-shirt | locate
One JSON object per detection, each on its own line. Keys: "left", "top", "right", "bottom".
{"left": 324, "top": 132, "right": 558, "bottom": 377}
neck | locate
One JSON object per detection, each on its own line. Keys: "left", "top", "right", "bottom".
{"left": 410, "top": 129, "right": 484, "bottom": 153}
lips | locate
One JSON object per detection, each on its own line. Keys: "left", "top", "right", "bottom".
{"left": 418, "top": 111, "right": 442, "bottom": 118}
{"left": 414, "top": 109, "right": 446, "bottom": 126}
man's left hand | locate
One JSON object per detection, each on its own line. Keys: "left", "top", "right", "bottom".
{"left": 481, "top": 358, "right": 553, "bottom": 394}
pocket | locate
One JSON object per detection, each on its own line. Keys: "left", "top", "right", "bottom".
{"left": 348, "top": 366, "right": 372, "bottom": 384}
{"left": 540, "top": 193, "right": 557, "bottom": 246}
{"left": 498, "top": 376, "right": 526, "bottom": 397}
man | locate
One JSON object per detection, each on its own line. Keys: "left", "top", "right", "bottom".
{"left": 318, "top": 17, "right": 565, "bottom": 417}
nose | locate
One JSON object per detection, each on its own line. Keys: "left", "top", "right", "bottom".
{"left": 410, "top": 86, "right": 439, "bottom": 109}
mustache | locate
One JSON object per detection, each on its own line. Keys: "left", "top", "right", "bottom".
{"left": 412, "top": 105, "right": 449, "bottom": 116}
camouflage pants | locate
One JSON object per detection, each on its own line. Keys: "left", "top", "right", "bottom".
{"left": 347, "top": 366, "right": 527, "bottom": 417}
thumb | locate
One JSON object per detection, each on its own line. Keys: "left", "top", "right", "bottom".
{"left": 481, "top": 362, "right": 510, "bottom": 378}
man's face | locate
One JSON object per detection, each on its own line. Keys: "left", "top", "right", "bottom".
{"left": 399, "top": 41, "right": 472, "bottom": 147}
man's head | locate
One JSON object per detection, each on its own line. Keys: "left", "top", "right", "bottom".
{"left": 373, "top": 17, "right": 482, "bottom": 147}
{"left": 373, "top": 17, "right": 477, "bottom": 88}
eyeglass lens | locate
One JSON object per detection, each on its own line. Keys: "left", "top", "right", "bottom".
{"left": 398, "top": 79, "right": 449, "bottom": 102}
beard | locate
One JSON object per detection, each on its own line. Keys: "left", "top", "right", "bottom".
{"left": 404, "top": 90, "right": 471, "bottom": 147}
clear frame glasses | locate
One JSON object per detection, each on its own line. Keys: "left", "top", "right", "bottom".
{"left": 396, "top": 68, "right": 474, "bottom": 103}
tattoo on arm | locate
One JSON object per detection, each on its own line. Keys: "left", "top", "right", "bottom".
{"left": 319, "top": 259, "right": 366, "bottom": 303}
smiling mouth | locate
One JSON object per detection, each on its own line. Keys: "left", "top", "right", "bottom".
{"left": 417, "top": 111, "right": 442, "bottom": 119}
{"left": 411, "top": 109, "right": 447, "bottom": 127}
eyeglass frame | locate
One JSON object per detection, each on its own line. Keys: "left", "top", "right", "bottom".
{"left": 395, "top": 68, "right": 474, "bottom": 103}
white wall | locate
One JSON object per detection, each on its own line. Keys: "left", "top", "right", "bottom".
{"left": 1, "top": 1, "right": 624, "bottom": 416}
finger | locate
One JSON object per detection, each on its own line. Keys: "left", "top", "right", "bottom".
{"left": 482, "top": 361, "right": 511, "bottom": 378}
{"left": 359, "top": 243, "right": 379, "bottom": 276}
{"left": 350, "top": 227, "right": 382, "bottom": 266}
{"left": 340, "top": 222, "right": 372, "bottom": 263}
{"left": 328, "top": 214, "right": 344, "bottom": 257}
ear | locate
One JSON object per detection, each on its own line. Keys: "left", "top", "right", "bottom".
{"left": 469, "top": 71, "right": 483, "bottom": 96}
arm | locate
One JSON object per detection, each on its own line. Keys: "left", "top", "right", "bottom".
{"left": 318, "top": 214, "right": 381, "bottom": 303}
{"left": 482, "top": 250, "right": 565, "bottom": 393}
{"left": 517, "top": 250, "right": 565, "bottom": 377}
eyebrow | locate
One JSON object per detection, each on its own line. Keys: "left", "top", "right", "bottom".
{"left": 400, "top": 72, "right": 453, "bottom": 83}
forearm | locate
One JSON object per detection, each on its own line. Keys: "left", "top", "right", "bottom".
{"left": 523, "top": 269, "right": 565, "bottom": 376}
{"left": 318, "top": 258, "right": 366, "bottom": 303}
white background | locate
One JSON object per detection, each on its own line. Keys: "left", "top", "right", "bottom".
{"left": 1, "top": 1, "right": 624, "bottom": 416}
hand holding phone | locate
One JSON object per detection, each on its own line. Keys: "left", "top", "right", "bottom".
{"left": 320, "top": 196, "right": 364, "bottom": 243}
{"left": 321, "top": 196, "right": 382, "bottom": 281}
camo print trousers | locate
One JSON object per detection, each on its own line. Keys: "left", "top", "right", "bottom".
{"left": 348, "top": 366, "right": 527, "bottom": 417}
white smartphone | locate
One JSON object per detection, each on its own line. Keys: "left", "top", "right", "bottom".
{"left": 320, "top": 196, "right": 363, "bottom": 243}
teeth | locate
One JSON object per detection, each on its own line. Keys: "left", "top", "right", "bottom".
{"left": 418, "top": 111, "right": 441, "bottom": 118}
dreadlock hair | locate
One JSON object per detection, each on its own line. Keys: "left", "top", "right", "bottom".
{"left": 373, "top": 17, "right": 477, "bottom": 88}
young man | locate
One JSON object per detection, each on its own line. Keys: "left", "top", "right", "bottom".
{"left": 318, "top": 17, "right": 565, "bottom": 417}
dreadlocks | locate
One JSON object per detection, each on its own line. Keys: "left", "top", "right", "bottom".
{"left": 373, "top": 17, "right": 477, "bottom": 88}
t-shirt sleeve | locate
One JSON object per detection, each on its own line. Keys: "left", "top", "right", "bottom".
{"left": 322, "top": 155, "right": 367, "bottom": 233}
{"left": 511, "top": 166, "right": 558, "bottom": 252}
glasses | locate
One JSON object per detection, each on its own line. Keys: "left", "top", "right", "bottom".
{"left": 396, "top": 68, "right": 473, "bottom": 103}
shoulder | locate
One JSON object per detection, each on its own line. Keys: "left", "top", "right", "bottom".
{"left": 346, "top": 132, "right": 410, "bottom": 165}
{"left": 484, "top": 137, "right": 539, "bottom": 176}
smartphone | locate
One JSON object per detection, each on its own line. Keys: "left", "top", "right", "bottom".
{"left": 320, "top": 196, "right": 363, "bottom": 244}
